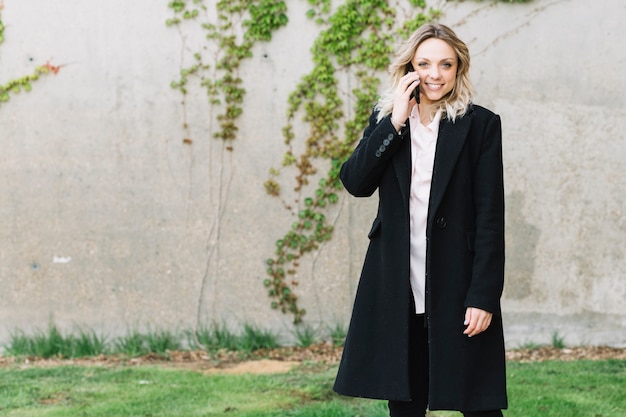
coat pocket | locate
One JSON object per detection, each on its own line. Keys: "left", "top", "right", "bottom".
{"left": 368, "top": 218, "right": 381, "bottom": 239}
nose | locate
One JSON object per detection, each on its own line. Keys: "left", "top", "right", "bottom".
{"left": 428, "top": 66, "right": 441, "bottom": 80}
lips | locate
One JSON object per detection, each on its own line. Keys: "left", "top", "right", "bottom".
{"left": 425, "top": 83, "right": 444, "bottom": 91}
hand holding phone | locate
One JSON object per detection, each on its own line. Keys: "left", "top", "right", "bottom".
{"left": 407, "top": 63, "right": 420, "bottom": 104}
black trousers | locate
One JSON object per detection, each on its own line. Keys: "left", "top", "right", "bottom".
{"left": 387, "top": 311, "right": 503, "bottom": 417}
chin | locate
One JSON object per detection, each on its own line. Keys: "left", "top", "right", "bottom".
{"left": 425, "top": 94, "right": 444, "bottom": 103}
{"left": 426, "top": 91, "right": 452, "bottom": 103}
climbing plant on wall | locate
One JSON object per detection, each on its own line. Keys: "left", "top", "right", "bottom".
{"left": 165, "top": 0, "right": 289, "bottom": 338}
{"left": 166, "top": 0, "right": 288, "bottom": 143}
{"left": 0, "top": 2, "right": 60, "bottom": 107}
{"left": 262, "top": 0, "right": 440, "bottom": 323}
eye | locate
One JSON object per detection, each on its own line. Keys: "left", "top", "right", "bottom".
{"left": 417, "top": 62, "right": 429, "bottom": 68}
{"left": 441, "top": 62, "right": 453, "bottom": 69}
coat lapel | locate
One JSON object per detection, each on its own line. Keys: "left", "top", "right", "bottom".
{"left": 427, "top": 109, "right": 474, "bottom": 229}
{"left": 392, "top": 127, "right": 412, "bottom": 204}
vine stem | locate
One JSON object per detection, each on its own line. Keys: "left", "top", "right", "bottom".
{"left": 192, "top": 140, "right": 234, "bottom": 348}
{"left": 191, "top": 32, "right": 221, "bottom": 349}
{"left": 309, "top": 193, "right": 347, "bottom": 323}
{"left": 210, "top": 140, "right": 234, "bottom": 317}
{"left": 193, "top": 210, "right": 218, "bottom": 350}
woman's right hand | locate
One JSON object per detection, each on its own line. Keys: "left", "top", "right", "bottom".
{"left": 390, "top": 71, "right": 420, "bottom": 131}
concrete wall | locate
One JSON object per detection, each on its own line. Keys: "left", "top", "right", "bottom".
{"left": 1, "top": 0, "right": 624, "bottom": 348}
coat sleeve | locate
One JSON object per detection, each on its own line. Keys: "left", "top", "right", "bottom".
{"left": 340, "top": 110, "right": 407, "bottom": 197}
{"left": 465, "top": 113, "right": 505, "bottom": 315}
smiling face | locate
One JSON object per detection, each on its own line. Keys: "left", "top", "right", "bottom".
{"left": 411, "top": 38, "right": 458, "bottom": 106}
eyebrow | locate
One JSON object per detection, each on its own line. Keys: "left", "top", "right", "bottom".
{"left": 415, "top": 57, "right": 456, "bottom": 61}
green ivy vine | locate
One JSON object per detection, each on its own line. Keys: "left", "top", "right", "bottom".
{"left": 0, "top": 3, "right": 59, "bottom": 106}
{"left": 0, "top": 3, "right": 4, "bottom": 44}
{"left": 166, "top": 0, "right": 288, "bottom": 143}
{"left": 263, "top": 0, "right": 440, "bottom": 323}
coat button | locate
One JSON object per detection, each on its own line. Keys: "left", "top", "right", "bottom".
{"left": 378, "top": 145, "right": 386, "bottom": 152}
{"left": 387, "top": 133, "right": 394, "bottom": 140}
{"left": 383, "top": 138, "right": 390, "bottom": 146}
{"left": 436, "top": 217, "right": 447, "bottom": 228}
{"left": 375, "top": 150, "right": 382, "bottom": 158}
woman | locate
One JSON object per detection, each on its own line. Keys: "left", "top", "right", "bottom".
{"left": 333, "top": 24, "right": 507, "bottom": 417}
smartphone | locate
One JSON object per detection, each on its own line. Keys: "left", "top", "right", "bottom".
{"left": 406, "top": 63, "right": 420, "bottom": 104}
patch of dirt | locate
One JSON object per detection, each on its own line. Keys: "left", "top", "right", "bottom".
{"left": 0, "top": 344, "right": 624, "bottom": 374}
{"left": 204, "top": 359, "right": 301, "bottom": 375}
{"left": 505, "top": 346, "right": 626, "bottom": 362}
{"left": 0, "top": 343, "right": 343, "bottom": 374}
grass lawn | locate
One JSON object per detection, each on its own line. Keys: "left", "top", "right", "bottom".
{"left": 0, "top": 359, "right": 624, "bottom": 416}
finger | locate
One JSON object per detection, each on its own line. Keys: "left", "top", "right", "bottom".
{"left": 464, "top": 308, "right": 494, "bottom": 337}
{"left": 409, "top": 80, "right": 420, "bottom": 95}
{"left": 466, "top": 326, "right": 479, "bottom": 337}
{"left": 465, "top": 320, "right": 478, "bottom": 336}
{"left": 468, "top": 312, "right": 493, "bottom": 337}
{"left": 463, "top": 308, "right": 475, "bottom": 335}
{"left": 405, "top": 78, "right": 420, "bottom": 92}
{"left": 400, "top": 73, "right": 420, "bottom": 90}
{"left": 397, "top": 82, "right": 419, "bottom": 101}
{"left": 464, "top": 308, "right": 472, "bottom": 326}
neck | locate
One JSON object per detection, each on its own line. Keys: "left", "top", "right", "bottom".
{"left": 418, "top": 103, "right": 434, "bottom": 125}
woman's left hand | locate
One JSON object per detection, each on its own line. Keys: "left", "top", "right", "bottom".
{"left": 463, "top": 307, "right": 493, "bottom": 337}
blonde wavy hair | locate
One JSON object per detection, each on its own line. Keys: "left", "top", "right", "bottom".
{"left": 376, "top": 23, "right": 474, "bottom": 123}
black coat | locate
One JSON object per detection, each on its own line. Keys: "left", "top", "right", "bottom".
{"left": 334, "top": 104, "right": 507, "bottom": 412}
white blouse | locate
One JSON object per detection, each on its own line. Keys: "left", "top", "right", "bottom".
{"left": 409, "top": 106, "right": 443, "bottom": 314}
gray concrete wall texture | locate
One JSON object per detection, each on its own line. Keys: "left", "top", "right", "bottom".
{"left": 1, "top": 0, "right": 625, "bottom": 348}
